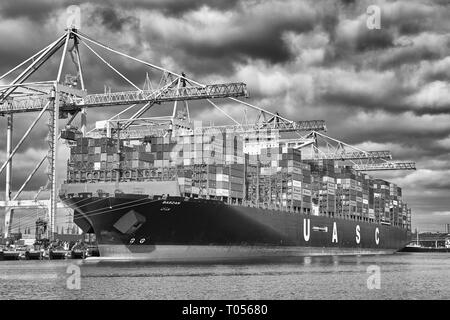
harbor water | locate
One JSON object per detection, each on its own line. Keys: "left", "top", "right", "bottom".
{"left": 0, "top": 253, "right": 449, "bottom": 300}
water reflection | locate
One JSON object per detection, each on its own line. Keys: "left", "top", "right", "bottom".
{"left": 1, "top": 253, "right": 449, "bottom": 299}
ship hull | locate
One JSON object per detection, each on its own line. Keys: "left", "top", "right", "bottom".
{"left": 62, "top": 195, "right": 410, "bottom": 262}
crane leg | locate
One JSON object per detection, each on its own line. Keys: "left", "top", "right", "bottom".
{"left": 4, "top": 114, "right": 13, "bottom": 238}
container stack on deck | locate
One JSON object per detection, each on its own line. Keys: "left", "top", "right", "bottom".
{"left": 245, "top": 147, "right": 312, "bottom": 213}
{"left": 373, "top": 179, "right": 390, "bottom": 223}
{"left": 306, "top": 159, "right": 336, "bottom": 217}
{"left": 333, "top": 167, "right": 371, "bottom": 221}
{"left": 334, "top": 166, "right": 366, "bottom": 220}
{"left": 185, "top": 163, "right": 245, "bottom": 200}
{"left": 66, "top": 133, "right": 411, "bottom": 229}
{"left": 69, "top": 137, "right": 120, "bottom": 182}
{"left": 371, "top": 179, "right": 409, "bottom": 228}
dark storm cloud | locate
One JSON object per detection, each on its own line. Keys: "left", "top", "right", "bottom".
{"left": 377, "top": 46, "right": 444, "bottom": 71}
{"left": 355, "top": 29, "right": 393, "bottom": 51}
{"left": 322, "top": 0, "right": 449, "bottom": 69}
{"left": 117, "top": 0, "right": 242, "bottom": 17}
{"left": 420, "top": 180, "right": 450, "bottom": 191}
{"left": 188, "top": 17, "right": 314, "bottom": 64}
{"left": 91, "top": 6, "right": 139, "bottom": 32}
{"left": 320, "top": 12, "right": 339, "bottom": 42}
{"left": 319, "top": 88, "right": 412, "bottom": 115}
{"left": 414, "top": 106, "right": 450, "bottom": 116}
{"left": 0, "top": 0, "right": 242, "bottom": 22}
{"left": 396, "top": 169, "right": 450, "bottom": 192}
{"left": 398, "top": 21, "right": 425, "bottom": 35}
{"left": 375, "top": 34, "right": 450, "bottom": 70}
{"left": 132, "top": 1, "right": 319, "bottom": 75}
{"left": 0, "top": 0, "right": 94, "bottom": 23}
{"left": 329, "top": 110, "right": 450, "bottom": 145}
{"left": 423, "top": 70, "right": 450, "bottom": 83}
{"left": 51, "top": 1, "right": 320, "bottom": 78}
{"left": 0, "top": 0, "right": 54, "bottom": 22}
{"left": 381, "top": 3, "right": 438, "bottom": 36}
{"left": 321, "top": 89, "right": 450, "bottom": 116}
{"left": 342, "top": 127, "right": 450, "bottom": 150}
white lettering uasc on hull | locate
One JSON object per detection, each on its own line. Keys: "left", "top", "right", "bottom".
{"left": 332, "top": 222, "right": 338, "bottom": 243}
{"left": 375, "top": 227, "right": 380, "bottom": 245}
{"left": 356, "top": 225, "right": 361, "bottom": 244}
{"left": 303, "top": 219, "right": 310, "bottom": 241}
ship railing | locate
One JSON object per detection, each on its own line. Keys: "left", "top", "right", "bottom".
{"left": 66, "top": 168, "right": 179, "bottom": 183}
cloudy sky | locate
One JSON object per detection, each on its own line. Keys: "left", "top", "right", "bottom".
{"left": 0, "top": 0, "right": 449, "bottom": 232}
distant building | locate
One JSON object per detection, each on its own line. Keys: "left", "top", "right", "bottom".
{"left": 446, "top": 224, "right": 450, "bottom": 234}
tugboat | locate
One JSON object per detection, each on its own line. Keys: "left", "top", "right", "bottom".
{"left": 25, "top": 249, "right": 44, "bottom": 260}
{"left": 0, "top": 250, "right": 20, "bottom": 260}
{"left": 70, "top": 241, "right": 87, "bottom": 259}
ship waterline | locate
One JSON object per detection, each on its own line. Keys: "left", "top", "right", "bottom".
{"left": 94, "top": 245, "right": 399, "bottom": 262}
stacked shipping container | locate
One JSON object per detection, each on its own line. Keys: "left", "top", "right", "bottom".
{"left": 307, "top": 160, "right": 336, "bottom": 217}
{"left": 245, "top": 148, "right": 311, "bottom": 213}
{"left": 66, "top": 135, "right": 411, "bottom": 229}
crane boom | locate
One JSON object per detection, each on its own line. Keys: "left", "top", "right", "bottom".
{"left": 198, "top": 120, "right": 326, "bottom": 133}
{"left": 303, "top": 150, "right": 392, "bottom": 161}
{"left": 89, "top": 119, "right": 326, "bottom": 139}
{"left": 291, "top": 120, "right": 326, "bottom": 132}
{"left": 353, "top": 162, "right": 416, "bottom": 171}
{"left": 79, "top": 82, "right": 247, "bottom": 108}
{"left": 0, "top": 82, "right": 248, "bottom": 115}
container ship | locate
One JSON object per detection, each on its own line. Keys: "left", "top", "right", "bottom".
{"left": 0, "top": 27, "right": 412, "bottom": 262}
{"left": 60, "top": 126, "right": 412, "bottom": 261}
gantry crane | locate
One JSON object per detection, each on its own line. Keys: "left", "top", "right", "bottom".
{"left": 298, "top": 131, "right": 416, "bottom": 171}
{"left": 0, "top": 28, "right": 247, "bottom": 239}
